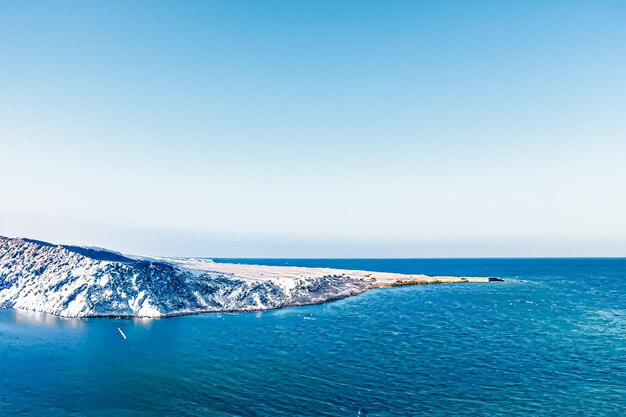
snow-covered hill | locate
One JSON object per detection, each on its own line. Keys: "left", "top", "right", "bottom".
{"left": 0, "top": 236, "right": 488, "bottom": 318}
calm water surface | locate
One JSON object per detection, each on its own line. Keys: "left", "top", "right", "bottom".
{"left": 1, "top": 259, "right": 625, "bottom": 416}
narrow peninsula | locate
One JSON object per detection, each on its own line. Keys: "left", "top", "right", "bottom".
{"left": 0, "top": 236, "right": 499, "bottom": 318}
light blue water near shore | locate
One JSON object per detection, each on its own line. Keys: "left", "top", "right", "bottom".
{"left": 1, "top": 258, "right": 625, "bottom": 416}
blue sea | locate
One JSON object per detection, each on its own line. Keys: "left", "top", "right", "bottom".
{"left": 1, "top": 258, "right": 625, "bottom": 416}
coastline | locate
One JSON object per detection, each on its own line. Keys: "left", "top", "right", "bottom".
{"left": 0, "top": 237, "right": 499, "bottom": 319}
{"left": 1, "top": 265, "right": 493, "bottom": 319}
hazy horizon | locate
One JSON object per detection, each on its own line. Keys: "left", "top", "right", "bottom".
{"left": 2, "top": 1, "right": 625, "bottom": 257}
{"left": 2, "top": 218, "right": 625, "bottom": 258}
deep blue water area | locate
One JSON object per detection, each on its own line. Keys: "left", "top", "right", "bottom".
{"left": 1, "top": 258, "right": 625, "bottom": 416}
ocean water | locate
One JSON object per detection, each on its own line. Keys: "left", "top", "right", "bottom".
{"left": 1, "top": 258, "right": 625, "bottom": 416}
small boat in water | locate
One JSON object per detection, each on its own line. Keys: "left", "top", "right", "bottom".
{"left": 117, "top": 327, "right": 127, "bottom": 340}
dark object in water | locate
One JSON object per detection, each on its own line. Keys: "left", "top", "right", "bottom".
{"left": 488, "top": 277, "right": 505, "bottom": 282}
{"left": 358, "top": 408, "right": 368, "bottom": 417}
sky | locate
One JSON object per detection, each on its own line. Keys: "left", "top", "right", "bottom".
{"left": 1, "top": 0, "right": 625, "bottom": 257}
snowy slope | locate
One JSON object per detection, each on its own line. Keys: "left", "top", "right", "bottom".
{"left": 0, "top": 237, "right": 370, "bottom": 318}
{"left": 0, "top": 236, "right": 489, "bottom": 318}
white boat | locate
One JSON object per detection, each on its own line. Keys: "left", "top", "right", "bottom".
{"left": 117, "top": 327, "right": 127, "bottom": 340}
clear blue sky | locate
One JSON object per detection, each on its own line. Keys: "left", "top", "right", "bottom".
{"left": 1, "top": 1, "right": 625, "bottom": 257}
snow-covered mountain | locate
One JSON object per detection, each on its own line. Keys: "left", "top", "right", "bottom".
{"left": 0, "top": 236, "right": 489, "bottom": 318}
